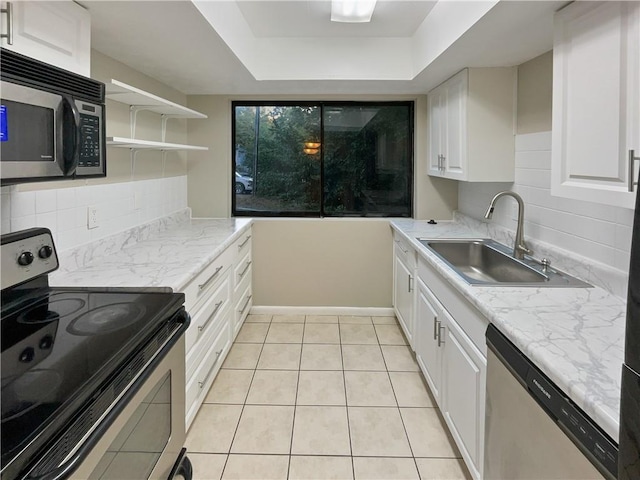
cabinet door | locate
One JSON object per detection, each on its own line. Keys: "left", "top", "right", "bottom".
{"left": 393, "top": 251, "right": 413, "bottom": 345}
{"left": 1, "top": 1, "right": 91, "bottom": 76}
{"left": 427, "top": 85, "right": 446, "bottom": 177}
{"left": 441, "top": 318, "right": 486, "bottom": 480}
{"left": 552, "top": 1, "right": 640, "bottom": 209}
{"left": 443, "top": 69, "right": 467, "bottom": 180}
{"left": 415, "top": 279, "right": 443, "bottom": 404}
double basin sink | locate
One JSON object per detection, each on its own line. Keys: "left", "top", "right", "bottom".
{"left": 418, "top": 238, "right": 591, "bottom": 287}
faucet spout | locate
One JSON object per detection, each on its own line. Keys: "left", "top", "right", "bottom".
{"left": 485, "top": 191, "right": 531, "bottom": 260}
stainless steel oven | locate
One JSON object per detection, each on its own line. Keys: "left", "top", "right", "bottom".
{"left": 1, "top": 228, "right": 192, "bottom": 480}
{"left": 0, "top": 48, "right": 106, "bottom": 185}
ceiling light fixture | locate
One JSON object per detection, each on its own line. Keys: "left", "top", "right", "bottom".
{"left": 331, "top": 0, "right": 377, "bottom": 23}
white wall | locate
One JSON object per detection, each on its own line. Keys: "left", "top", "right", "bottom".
{"left": 458, "top": 131, "right": 634, "bottom": 273}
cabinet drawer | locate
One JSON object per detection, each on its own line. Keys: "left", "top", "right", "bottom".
{"left": 418, "top": 256, "right": 488, "bottom": 356}
{"left": 233, "top": 229, "right": 253, "bottom": 260}
{"left": 233, "top": 250, "right": 252, "bottom": 296}
{"left": 186, "top": 320, "right": 232, "bottom": 429}
{"left": 233, "top": 284, "right": 253, "bottom": 339}
{"left": 394, "top": 235, "right": 416, "bottom": 269}
{"left": 183, "top": 246, "right": 235, "bottom": 312}
{"left": 185, "top": 276, "right": 230, "bottom": 360}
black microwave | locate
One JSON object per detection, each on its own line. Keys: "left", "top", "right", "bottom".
{"left": 0, "top": 48, "right": 106, "bottom": 185}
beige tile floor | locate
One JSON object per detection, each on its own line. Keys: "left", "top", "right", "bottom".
{"left": 186, "top": 315, "right": 472, "bottom": 480}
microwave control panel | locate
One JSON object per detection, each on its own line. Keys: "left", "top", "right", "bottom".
{"left": 76, "top": 101, "right": 103, "bottom": 169}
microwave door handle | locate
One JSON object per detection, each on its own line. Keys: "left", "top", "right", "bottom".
{"left": 61, "top": 94, "right": 80, "bottom": 176}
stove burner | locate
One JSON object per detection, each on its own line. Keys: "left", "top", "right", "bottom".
{"left": 17, "top": 298, "right": 86, "bottom": 325}
{"left": 67, "top": 303, "right": 146, "bottom": 336}
{"left": 1, "top": 369, "right": 63, "bottom": 422}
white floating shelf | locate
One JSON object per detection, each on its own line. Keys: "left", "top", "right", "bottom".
{"left": 107, "top": 137, "right": 209, "bottom": 151}
{"left": 105, "top": 79, "right": 207, "bottom": 119}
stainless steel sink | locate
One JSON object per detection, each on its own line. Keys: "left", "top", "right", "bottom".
{"left": 417, "top": 238, "right": 592, "bottom": 287}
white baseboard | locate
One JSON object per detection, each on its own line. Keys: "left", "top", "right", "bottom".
{"left": 249, "top": 305, "right": 396, "bottom": 317}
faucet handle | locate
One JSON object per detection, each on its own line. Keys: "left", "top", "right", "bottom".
{"left": 517, "top": 242, "right": 532, "bottom": 256}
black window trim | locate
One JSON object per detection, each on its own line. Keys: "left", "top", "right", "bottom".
{"left": 231, "top": 100, "right": 414, "bottom": 218}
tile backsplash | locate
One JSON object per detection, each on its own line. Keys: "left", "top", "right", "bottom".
{"left": 1, "top": 176, "right": 188, "bottom": 252}
{"left": 458, "top": 131, "right": 634, "bottom": 274}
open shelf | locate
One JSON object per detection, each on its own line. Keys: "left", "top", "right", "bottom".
{"left": 105, "top": 79, "right": 207, "bottom": 119}
{"left": 107, "top": 137, "right": 209, "bottom": 151}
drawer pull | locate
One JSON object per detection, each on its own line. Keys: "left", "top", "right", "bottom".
{"left": 238, "top": 294, "right": 252, "bottom": 314}
{"left": 198, "top": 301, "right": 224, "bottom": 332}
{"left": 395, "top": 240, "right": 408, "bottom": 254}
{"left": 408, "top": 275, "right": 413, "bottom": 293}
{"left": 238, "top": 235, "right": 252, "bottom": 249}
{"left": 238, "top": 260, "right": 252, "bottom": 279}
{"left": 198, "top": 265, "right": 224, "bottom": 291}
{"left": 433, "top": 317, "right": 438, "bottom": 340}
{"left": 198, "top": 349, "right": 223, "bottom": 389}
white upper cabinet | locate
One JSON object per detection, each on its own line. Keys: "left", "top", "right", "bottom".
{"left": 427, "top": 68, "right": 516, "bottom": 182}
{"left": 551, "top": 1, "right": 640, "bottom": 209}
{"left": 1, "top": 1, "right": 91, "bottom": 77}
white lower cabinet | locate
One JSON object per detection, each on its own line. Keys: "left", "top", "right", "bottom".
{"left": 393, "top": 233, "right": 416, "bottom": 348}
{"left": 183, "top": 227, "right": 253, "bottom": 430}
{"left": 413, "top": 256, "right": 487, "bottom": 480}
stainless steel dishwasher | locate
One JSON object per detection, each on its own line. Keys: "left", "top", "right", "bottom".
{"left": 484, "top": 324, "right": 617, "bottom": 480}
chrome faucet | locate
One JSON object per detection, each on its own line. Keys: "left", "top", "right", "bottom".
{"left": 484, "top": 191, "right": 531, "bottom": 260}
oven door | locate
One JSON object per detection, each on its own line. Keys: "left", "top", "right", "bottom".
{"left": 73, "top": 336, "right": 187, "bottom": 480}
{"left": 1, "top": 82, "right": 79, "bottom": 184}
{"left": 23, "top": 334, "right": 189, "bottom": 480}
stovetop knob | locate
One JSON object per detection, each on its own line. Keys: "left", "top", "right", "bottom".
{"left": 18, "top": 251, "right": 34, "bottom": 266}
{"left": 38, "top": 245, "right": 53, "bottom": 259}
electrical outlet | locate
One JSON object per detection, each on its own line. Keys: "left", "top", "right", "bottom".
{"left": 87, "top": 206, "right": 99, "bottom": 229}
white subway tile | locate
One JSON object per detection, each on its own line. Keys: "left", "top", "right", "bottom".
{"left": 75, "top": 186, "right": 91, "bottom": 208}
{"left": 36, "top": 190, "right": 57, "bottom": 214}
{"left": 11, "top": 215, "right": 37, "bottom": 232}
{"left": 614, "top": 249, "right": 632, "bottom": 272}
{"left": 515, "top": 131, "right": 552, "bottom": 152}
{"left": 36, "top": 212, "right": 57, "bottom": 232}
{"left": 11, "top": 191, "right": 36, "bottom": 218}
{"left": 615, "top": 224, "right": 633, "bottom": 253}
{"left": 56, "top": 188, "right": 76, "bottom": 211}
{"left": 514, "top": 168, "right": 550, "bottom": 189}
{"left": 515, "top": 150, "right": 551, "bottom": 170}
{"left": 56, "top": 209, "right": 76, "bottom": 233}
{"left": 1, "top": 193, "right": 11, "bottom": 223}
{"left": 1, "top": 218, "right": 10, "bottom": 234}
{"left": 615, "top": 208, "right": 635, "bottom": 227}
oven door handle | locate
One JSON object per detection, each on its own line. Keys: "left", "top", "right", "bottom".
{"left": 60, "top": 94, "right": 81, "bottom": 177}
{"left": 23, "top": 316, "right": 190, "bottom": 480}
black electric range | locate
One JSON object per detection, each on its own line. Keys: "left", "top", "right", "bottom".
{"left": 1, "top": 228, "right": 189, "bottom": 480}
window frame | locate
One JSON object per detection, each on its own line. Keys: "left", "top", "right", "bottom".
{"left": 231, "top": 100, "right": 414, "bottom": 218}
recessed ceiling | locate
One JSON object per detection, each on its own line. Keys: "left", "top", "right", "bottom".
{"left": 88, "top": 0, "right": 568, "bottom": 95}
{"left": 236, "top": 1, "right": 435, "bottom": 38}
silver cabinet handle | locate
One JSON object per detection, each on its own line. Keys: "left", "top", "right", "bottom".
{"left": 1, "top": 2, "right": 13, "bottom": 45}
{"left": 238, "top": 235, "right": 252, "bottom": 250}
{"left": 198, "top": 265, "right": 224, "bottom": 291}
{"left": 433, "top": 317, "right": 439, "bottom": 340}
{"left": 437, "top": 322, "right": 445, "bottom": 347}
{"left": 197, "top": 301, "right": 224, "bottom": 332}
{"left": 629, "top": 150, "right": 639, "bottom": 192}
{"left": 238, "top": 260, "right": 252, "bottom": 279}
{"left": 437, "top": 154, "right": 442, "bottom": 171}
{"left": 198, "top": 349, "right": 223, "bottom": 388}
{"left": 238, "top": 294, "right": 252, "bottom": 314}
{"left": 408, "top": 275, "right": 413, "bottom": 293}
{"left": 440, "top": 154, "right": 446, "bottom": 172}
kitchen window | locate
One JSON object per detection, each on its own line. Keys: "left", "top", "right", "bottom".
{"left": 232, "top": 101, "right": 413, "bottom": 217}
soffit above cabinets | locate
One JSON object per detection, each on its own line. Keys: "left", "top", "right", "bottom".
{"left": 88, "top": 0, "right": 569, "bottom": 95}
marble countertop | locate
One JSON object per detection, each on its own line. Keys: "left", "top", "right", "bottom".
{"left": 51, "top": 217, "right": 252, "bottom": 292}
{"left": 390, "top": 219, "right": 626, "bottom": 443}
